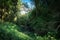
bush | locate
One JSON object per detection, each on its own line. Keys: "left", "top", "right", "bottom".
{"left": 0, "top": 22, "right": 32, "bottom": 40}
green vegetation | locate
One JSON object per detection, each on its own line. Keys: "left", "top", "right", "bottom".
{"left": 0, "top": 22, "right": 32, "bottom": 40}
{"left": 0, "top": 0, "right": 60, "bottom": 40}
{"left": 0, "top": 22, "right": 57, "bottom": 40}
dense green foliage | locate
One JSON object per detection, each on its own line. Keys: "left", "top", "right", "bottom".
{"left": 0, "top": 0, "right": 60, "bottom": 40}
{"left": 0, "top": 22, "right": 57, "bottom": 40}
{"left": 0, "top": 22, "right": 32, "bottom": 40}
{"left": 0, "top": 0, "right": 19, "bottom": 22}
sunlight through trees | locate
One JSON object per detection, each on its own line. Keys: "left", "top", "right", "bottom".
{"left": 0, "top": 0, "right": 60, "bottom": 40}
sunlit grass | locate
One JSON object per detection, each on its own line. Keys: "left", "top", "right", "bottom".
{"left": 0, "top": 22, "right": 57, "bottom": 40}
{"left": 0, "top": 22, "right": 32, "bottom": 40}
